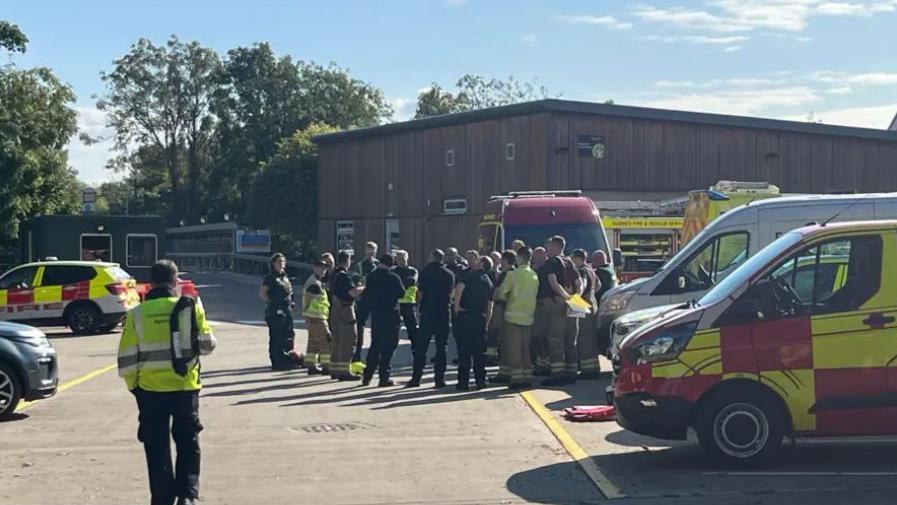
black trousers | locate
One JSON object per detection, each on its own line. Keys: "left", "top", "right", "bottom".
{"left": 354, "top": 299, "right": 371, "bottom": 361}
{"left": 399, "top": 304, "right": 419, "bottom": 347}
{"left": 455, "top": 311, "right": 487, "bottom": 387}
{"left": 266, "top": 308, "right": 294, "bottom": 369}
{"left": 365, "top": 310, "right": 400, "bottom": 382}
{"left": 133, "top": 388, "right": 202, "bottom": 505}
{"left": 412, "top": 308, "right": 450, "bottom": 382}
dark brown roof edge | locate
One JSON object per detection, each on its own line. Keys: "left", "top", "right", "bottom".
{"left": 313, "top": 98, "right": 897, "bottom": 144}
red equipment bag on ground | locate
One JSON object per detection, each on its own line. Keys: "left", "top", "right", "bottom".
{"left": 562, "top": 405, "right": 616, "bottom": 422}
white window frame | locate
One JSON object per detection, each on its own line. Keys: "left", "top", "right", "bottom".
{"left": 443, "top": 198, "right": 467, "bottom": 215}
{"left": 126, "top": 233, "right": 159, "bottom": 268}
{"left": 80, "top": 233, "right": 113, "bottom": 263}
{"left": 445, "top": 149, "right": 455, "bottom": 167}
{"left": 506, "top": 142, "right": 516, "bottom": 161}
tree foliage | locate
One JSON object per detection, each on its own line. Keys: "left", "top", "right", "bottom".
{"left": 0, "top": 22, "right": 80, "bottom": 243}
{"left": 415, "top": 74, "right": 557, "bottom": 119}
{"left": 247, "top": 124, "right": 337, "bottom": 260}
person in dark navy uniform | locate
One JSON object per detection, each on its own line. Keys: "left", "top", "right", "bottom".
{"left": 359, "top": 254, "right": 405, "bottom": 386}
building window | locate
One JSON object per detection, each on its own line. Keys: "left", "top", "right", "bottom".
{"left": 336, "top": 221, "right": 355, "bottom": 254}
{"left": 445, "top": 149, "right": 455, "bottom": 167}
{"left": 81, "top": 234, "right": 112, "bottom": 262}
{"left": 127, "top": 234, "right": 158, "bottom": 268}
{"left": 506, "top": 142, "right": 516, "bottom": 161}
{"left": 386, "top": 219, "right": 400, "bottom": 252}
{"left": 443, "top": 198, "right": 467, "bottom": 215}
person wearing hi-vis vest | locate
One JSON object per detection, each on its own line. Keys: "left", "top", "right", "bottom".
{"left": 391, "top": 250, "right": 419, "bottom": 351}
{"left": 117, "top": 259, "right": 216, "bottom": 505}
{"left": 302, "top": 260, "right": 331, "bottom": 375}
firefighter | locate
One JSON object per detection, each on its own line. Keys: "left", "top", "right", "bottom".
{"left": 591, "top": 250, "right": 617, "bottom": 356}
{"left": 302, "top": 260, "right": 331, "bottom": 375}
{"left": 407, "top": 249, "right": 454, "bottom": 388}
{"left": 489, "top": 251, "right": 515, "bottom": 384}
{"left": 353, "top": 242, "right": 380, "bottom": 363}
{"left": 259, "top": 253, "right": 296, "bottom": 371}
{"left": 571, "top": 249, "right": 600, "bottom": 379}
{"left": 453, "top": 253, "right": 494, "bottom": 391}
{"left": 531, "top": 246, "right": 551, "bottom": 375}
{"left": 117, "top": 259, "right": 216, "bottom": 505}
{"left": 485, "top": 251, "right": 503, "bottom": 365}
{"left": 495, "top": 247, "right": 539, "bottom": 389}
{"left": 360, "top": 254, "right": 406, "bottom": 386}
{"left": 329, "top": 251, "right": 363, "bottom": 381}
{"left": 542, "top": 236, "right": 582, "bottom": 386}
{"left": 392, "top": 250, "right": 419, "bottom": 351}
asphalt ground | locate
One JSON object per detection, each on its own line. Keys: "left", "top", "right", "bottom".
{"left": 3, "top": 270, "right": 897, "bottom": 505}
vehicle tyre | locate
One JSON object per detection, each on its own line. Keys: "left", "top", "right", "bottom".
{"left": 0, "top": 364, "right": 22, "bottom": 421}
{"left": 66, "top": 304, "right": 101, "bottom": 335}
{"left": 98, "top": 321, "right": 120, "bottom": 334}
{"left": 696, "top": 390, "right": 785, "bottom": 468}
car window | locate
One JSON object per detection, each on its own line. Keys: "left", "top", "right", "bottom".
{"left": 105, "top": 266, "right": 134, "bottom": 282}
{"left": 766, "top": 236, "right": 879, "bottom": 316}
{"left": 673, "top": 232, "right": 749, "bottom": 293}
{"left": 41, "top": 266, "right": 97, "bottom": 286}
{"left": 0, "top": 266, "right": 39, "bottom": 290}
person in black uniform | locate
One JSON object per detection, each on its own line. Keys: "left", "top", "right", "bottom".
{"left": 258, "top": 253, "right": 296, "bottom": 371}
{"left": 391, "top": 250, "right": 419, "bottom": 350}
{"left": 359, "top": 254, "right": 405, "bottom": 387}
{"left": 353, "top": 242, "right": 380, "bottom": 362}
{"left": 329, "top": 252, "right": 363, "bottom": 381}
{"left": 406, "top": 249, "right": 454, "bottom": 388}
{"left": 453, "top": 253, "right": 494, "bottom": 391}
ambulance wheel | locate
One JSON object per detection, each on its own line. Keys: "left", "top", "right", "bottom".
{"left": 696, "top": 390, "right": 785, "bottom": 468}
{"left": 66, "top": 303, "right": 101, "bottom": 335}
{"left": 0, "top": 364, "right": 22, "bottom": 421}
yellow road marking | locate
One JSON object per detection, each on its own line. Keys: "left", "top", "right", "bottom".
{"left": 520, "top": 390, "right": 627, "bottom": 500}
{"left": 16, "top": 363, "right": 116, "bottom": 412}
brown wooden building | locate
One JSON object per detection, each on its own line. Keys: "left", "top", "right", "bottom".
{"left": 314, "top": 99, "right": 897, "bottom": 263}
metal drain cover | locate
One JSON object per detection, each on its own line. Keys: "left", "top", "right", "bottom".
{"left": 295, "top": 422, "right": 376, "bottom": 433}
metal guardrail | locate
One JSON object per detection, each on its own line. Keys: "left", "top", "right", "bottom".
{"left": 166, "top": 252, "right": 312, "bottom": 280}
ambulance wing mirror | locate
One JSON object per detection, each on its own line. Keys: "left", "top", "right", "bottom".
{"left": 612, "top": 249, "right": 624, "bottom": 269}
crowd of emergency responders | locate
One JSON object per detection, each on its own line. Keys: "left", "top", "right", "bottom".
{"left": 260, "top": 236, "right": 616, "bottom": 390}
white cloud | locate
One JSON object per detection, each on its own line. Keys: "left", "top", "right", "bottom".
{"left": 638, "top": 86, "right": 822, "bottom": 116}
{"left": 683, "top": 35, "right": 749, "bottom": 44}
{"left": 826, "top": 85, "right": 853, "bottom": 94}
{"left": 633, "top": 1, "right": 897, "bottom": 35}
{"left": 520, "top": 34, "right": 538, "bottom": 46}
{"left": 653, "top": 77, "right": 785, "bottom": 88}
{"left": 389, "top": 97, "right": 417, "bottom": 122}
{"left": 812, "top": 70, "right": 897, "bottom": 86}
{"left": 780, "top": 102, "right": 897, "bottom": 128}
{"left": 557, "top": 14, "right": 633, "bottom": 30}
{"left": 724, "top": 45, "right": 743, "bottom": 52}
{"left": 67, "top": 106, "right": 117, "bottom": 185}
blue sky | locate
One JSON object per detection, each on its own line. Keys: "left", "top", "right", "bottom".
{"left": 6, "top": 0, "right": 897, "bottom": 184}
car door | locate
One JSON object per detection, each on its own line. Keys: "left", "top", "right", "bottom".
{"left": 0, "top": 266, "right": 40, "bottom": 321}
{"left": 757, "top": 232, "right": 897, "bottom": 436}
{"left": 36, "top": 265, "right": 96, "bottom": 321}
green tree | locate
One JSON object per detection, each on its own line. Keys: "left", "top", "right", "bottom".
{"left": 0, "top": 23, "right": 80, "bottom": 243}
{"left": 415, "top": 74, "right": 557, "bottom": 119}
{"left": 247, "top": 124, "right": 337, "bottom": 260}
{"left": 98, "top": 36, "right": 221, "bottom": 224}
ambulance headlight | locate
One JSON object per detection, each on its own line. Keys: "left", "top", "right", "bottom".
{"left": 630, "top": 322, "right": 697, "bottom": 364}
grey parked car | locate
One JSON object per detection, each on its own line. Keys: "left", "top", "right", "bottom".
{"left": 0, "top": 321, "right": 58, "bottom": 420}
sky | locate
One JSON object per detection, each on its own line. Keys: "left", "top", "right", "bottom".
{"left": 5, "top": 0, "right": 897, "bottom": 185}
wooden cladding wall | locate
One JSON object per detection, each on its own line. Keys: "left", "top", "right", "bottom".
{"left": 318, "top": 113, "right": 550, "bottom": 221}
{"left": 550, "top": 113, "right": 897, "bottom": 194}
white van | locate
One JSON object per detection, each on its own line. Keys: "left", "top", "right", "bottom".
{"left": 598, "top": 193, "right": 897, "bottom": 352}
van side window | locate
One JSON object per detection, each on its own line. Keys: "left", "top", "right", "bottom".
{"left": 748, "top": 235, "right": 881, "bottom": 319}
{"left": 656, "top": 232, "right": 749, "bottom": 295}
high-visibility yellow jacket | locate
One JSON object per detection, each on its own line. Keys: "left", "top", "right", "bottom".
{"left": 117, "top": 293, "right": 216, "bottom": 392}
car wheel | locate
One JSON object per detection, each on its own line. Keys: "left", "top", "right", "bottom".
{"left": 696, "top": 391, "right": 785, "bottom": 468}
{"left": 67, "top": 304, "right": 101, "bottom": 335}
{"left": 0, "top": 364, "right": 22, "bottom": 421}
{"left": 98, "top": 321, "right": 120, "bottom": 333}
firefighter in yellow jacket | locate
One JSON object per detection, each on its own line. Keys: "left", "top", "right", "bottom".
{"left": 302, "top": 260, "right": 331, "bottom": 375}
{"left": 117, "top": 260, "right": 216, "bottom": 505}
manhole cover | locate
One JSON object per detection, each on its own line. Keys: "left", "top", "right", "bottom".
{"left": 295, "top": 422, "right": 376, "bottom": 434}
